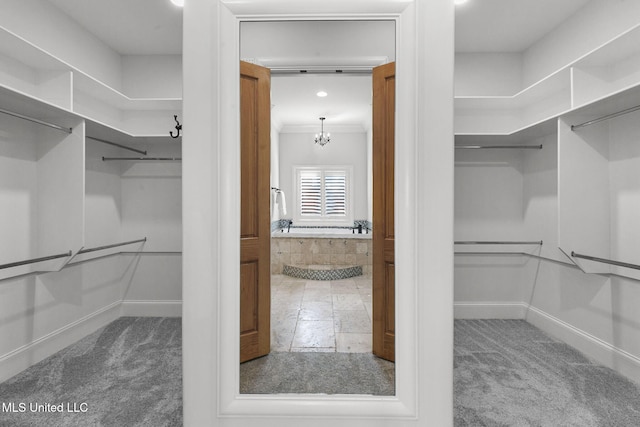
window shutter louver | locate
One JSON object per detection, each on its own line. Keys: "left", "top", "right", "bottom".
{"left": 300, "top": 170, "right": 322, "bottom": 216}
{"left": 324, "top": 172, "right": 347, "bottom": 216}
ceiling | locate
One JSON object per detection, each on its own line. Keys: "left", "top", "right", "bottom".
{"left": 455, "top": 0, "right": 591, "bottom": 52}
{"left": 46, "top": 0, "right": 183, "bottom": 55}
{"left": 43, "top": 0, "right": 593, "bottom": 130}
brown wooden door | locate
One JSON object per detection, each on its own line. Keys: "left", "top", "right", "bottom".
{"left": 240, "top": 61, "right": 271, "bottom": 363}
{"left": 372, "top": 62, "right": 395, "bottom": 362}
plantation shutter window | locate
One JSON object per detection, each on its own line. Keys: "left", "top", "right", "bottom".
{"left": 294, "top": 166, "right": 352, "bottom": 224}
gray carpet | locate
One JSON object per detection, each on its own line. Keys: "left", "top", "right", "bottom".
{"left": 0, "top": 317, "right": 182, "bottom": 427}
{"left": 454, "top": 319, "right": 640, "bottom": 426}
{"left": 240, "top": 352, "right": 395, "bottom": 395}
{"left": 4, "top": 317, "right": 640, "bottom": 426}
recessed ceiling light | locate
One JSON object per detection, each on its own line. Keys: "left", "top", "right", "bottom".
{"left": 317, "top": 91, "right": 328, "bottom": 97}
{"left": 170, "top": 0, "right": 184, "bottom": 7}
{"left": 454, "top": 0, "right": 468, "bottom": 5}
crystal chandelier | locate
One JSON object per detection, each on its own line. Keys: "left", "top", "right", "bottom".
{"left": 314, "top": 117, "right": 331, "bottom": 147}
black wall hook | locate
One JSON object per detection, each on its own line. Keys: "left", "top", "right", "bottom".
{"left": 170, "top": 115, "right": 182, "bottom": 138}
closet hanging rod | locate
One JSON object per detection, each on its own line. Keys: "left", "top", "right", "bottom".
{"left": 120, "top": 251, "right": 182, "bottom": 255}
{"left": 571, "top": 104, "right": 640, "bottom": 131}
{"left": 455, "top": 145, "right": 542, "bottom": 150}
{"left": 78, "top": 238, "right": 147, "bottom": 255}
{"left": 101, "top": 157, "right": 181, "bottom": 161}
{"left": 455, "top": 241, "right": 543, "bottom": 245}
{"left": 570, "top": 251, "right": 640, "bottom": 271}
{"left": 0, "top": 250, "right": 72, "bottom": 270}
{"left": 0, "top": 107, "right": 72, "bottom": 134}
{"left": 88, "top": 136, "right": 147, "bottom": 155}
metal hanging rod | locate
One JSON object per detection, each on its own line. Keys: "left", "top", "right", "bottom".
{"left": 455, "top": 241, "right": 543, "bottom": 245}
{"left": 0, "top": 107, "right": 72, "bottom": 134}
{"left": 571, "top": 104, "right": 640, "bottom": 131}
{"left": 77, "top": 238, "right": 147, "bottom": 255}
{"left": 455, "top": 145, "right": 542, "bottom": 150}
{"left": 101, "top": 157, "right": 181, "bottom": 161}
{"left": 120, "top": 251, "right": 182, "bottom": 255}
{"left": 571, "top": 251, "right": 640, "bottom": 271}
{"left": 0, "top": 250, "right": 72, "bottom": 270}
{"left": 88, "top": 136, "right": 147, "bottom": 155}
{"left": 271, "top": 186, "right": 282, "bottom": 192}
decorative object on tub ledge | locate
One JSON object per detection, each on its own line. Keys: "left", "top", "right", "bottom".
{"left": 314, "top": 117, "right": 331, "bottom": 147}
{"left": 169, "top": 115, "right": 182, "bottom": 138}
{"left": 354, "top": 220, "right": 371, "bottom": 234}
{"left": 283, "top": 264, "right": 362, "bottom": 280}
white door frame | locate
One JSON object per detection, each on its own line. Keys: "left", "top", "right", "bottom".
{"left": 182, "top": 1, "right": 455, "bottom": 425}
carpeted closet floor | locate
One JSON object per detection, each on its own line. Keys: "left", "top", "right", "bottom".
{"left": 2, "top": 317, "right": 640, "bottom": 426}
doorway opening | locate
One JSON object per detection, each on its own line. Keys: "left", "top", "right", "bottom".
{"left": 239, "top": 20, "right": 396, "bottom": 395}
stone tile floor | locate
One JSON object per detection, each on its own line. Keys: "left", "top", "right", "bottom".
{"left": 271, "top": 274, "right": 373, "bottom": 353}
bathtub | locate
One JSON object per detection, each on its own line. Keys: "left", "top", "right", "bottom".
{"left": 272, "top": 226, "right": 371, "bottom": 239}
{"left": 271, "top": 226, "right": 372, "bottom": 278}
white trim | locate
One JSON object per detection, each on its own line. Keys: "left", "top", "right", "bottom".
{"left": 120, "top": 300, "right": 182, "bottom": 317}
{"left": 525, "top": 305, "right": 640, "bottom": 383}
{"left": 183, "top": 0, "right": 455, "bottom": 425}
{"left": 454, "top": 302, "right": 528, "bottom": 319}
{"left": 217, "top": 6, "right": 419, "bottom": 420}
{"left": 0, "top": 301, "right": 121, "bottom": 383}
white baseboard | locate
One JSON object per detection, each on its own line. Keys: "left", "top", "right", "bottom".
{"left": 525, "top": 305, "right": 640, "bottom": 383}
{"left": 0, "top": 301, "right": 121, "bottom": 383}
{"left": 120, "top": 300, "right": 182, "bottom": 317}
{"left": 454, "top": 301, "right": 528, "bottom": 319}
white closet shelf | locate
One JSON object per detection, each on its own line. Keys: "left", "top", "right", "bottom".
{"left": 563, "top": 83, "right": 640, "bottom": 129}
{"left": 0, "top": 84, "right": 78, "bottom": 132}
{"left": 571, "top": 24, "right": 640, "bottom": 69}
{"left": 73, "top": 73, "right": 182, "bottom": 111}
{"left": 85, "top": 120, "right": 181, "bottom": 146}
{"left": 456, "top": 25, "right": 640, "bottom": 136}
{"left": 0, "top": 26, "right": 182, "bottom": 132}
{"left": 0, "top": 27, "right": 68, "bottom": 71}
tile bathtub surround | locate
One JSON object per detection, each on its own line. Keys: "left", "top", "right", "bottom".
{"left": 271, "top": 237, "right": 372, "bottom": 275}
{"left": 271, "top": 275, "right": 373, "bottom": 353}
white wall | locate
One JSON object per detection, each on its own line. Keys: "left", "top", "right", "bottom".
{"left": 454, "top": 148, "right": 524, "bottom": 240}
{"left": 122, "top": 55, "right": 183, "bottom": 98}
{"left": 454, "top": 53, "right": 522, "bottom": 95}
{"left": 278, "top": 131, "right": 368, "bottom": 222}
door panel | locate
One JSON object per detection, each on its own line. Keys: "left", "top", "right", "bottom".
{"left": 372, "top": 61, "right": 395, "bottom": 362}
{"left": 240, "top": 61, "right": 271, "bottom": 363}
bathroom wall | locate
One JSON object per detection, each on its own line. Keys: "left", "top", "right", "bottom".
{"left": 278, "top": 131, "right": 369, "bottom": 223}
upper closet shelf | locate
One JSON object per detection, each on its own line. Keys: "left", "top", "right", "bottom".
{"left": 73, "top": 73, "right": 182, "bottom": 111}
{"left": 0, "top": 84, "right": 79, "bottom": 132}
{"left": 0, "top": 26, "right": 182, "bottom": 136}
{"left": 456, "top": 24, "right": 640, "bottom": 138}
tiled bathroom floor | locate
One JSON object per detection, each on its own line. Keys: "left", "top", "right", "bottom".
{"left": 271, "top": 274, "right": 372, "bottom": 353}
